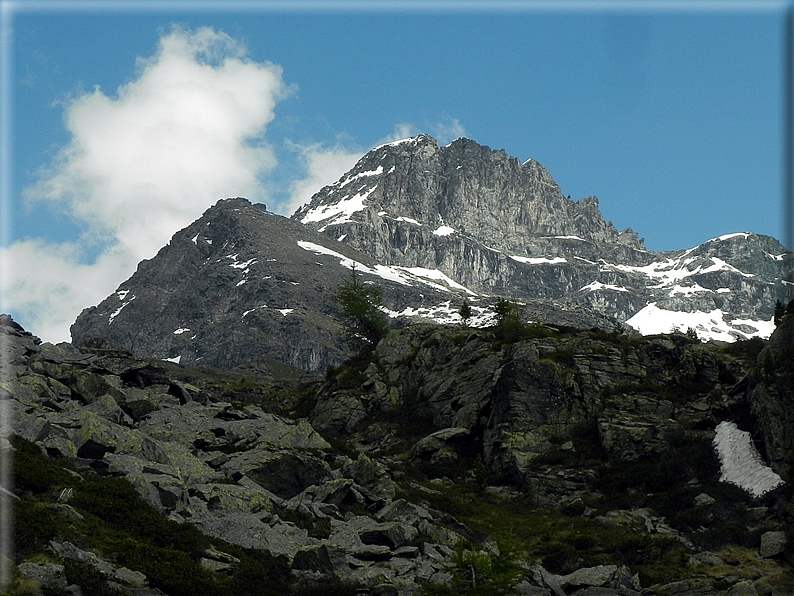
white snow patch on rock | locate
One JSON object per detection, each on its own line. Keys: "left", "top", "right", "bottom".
{"left": 301, "top": 187, "right": 374, "bottom": 225}
{"left": 709, "top": 232, "right": 751, "bottom": 243}
{"left": 668, "top": 283, "right": 712, "bottom": 296}
{"left": 432, "top": 226, "right": 456, "bottom": 237}
{"left": 625, "top": 303, "right": 775, "bottom": 342}
{"left": 173, "top": 328, "right": 191, "bottom": 335}
{"left": 109, "top": 296, "right": 135, "bottom": 324}
{"left": 297, "top": 241, "right": 477, "bottom": 294}
{"left": 395, "top": 216, "right": 422, "bottom": 226}
{"left": 382, "top": 301, "right": 495, "bottom": 327}
{"left": 713, "top": 421, "right": 783, "bottom": 497}
{"left": 164, "top": 355, "right": 182, "bottom": 364}
{"left": 579, "top": 281, "right": 629, "bottom": 293}
{"left": 510, "top": 255, "right": 567, "bottom": 265}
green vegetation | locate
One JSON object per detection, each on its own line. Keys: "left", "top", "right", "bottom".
{"left": 423, "top": 538, "right": 525, "bottom": 595}
{"left": 335, "top": 265, "right": 390, "bottom": 351}
{"left": 458, "top": 300, "right": 473, "bottom": 326}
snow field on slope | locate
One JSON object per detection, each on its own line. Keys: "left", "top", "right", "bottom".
{"left": 296, "top": 241, "right": 476, "bottom": 295}
{"left": 713, "top": 421, "right": 783, "bottom": 497}
{"left": 625, "top": 303, "right": 775, "bottom": 342}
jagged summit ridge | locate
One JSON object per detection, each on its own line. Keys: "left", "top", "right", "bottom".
{"left": 292, "top": 134, "right": 646, "bottom": 261}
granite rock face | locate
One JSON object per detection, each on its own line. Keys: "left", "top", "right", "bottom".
{"left": 69, "top": 198, "right": 616, "bottom": 373}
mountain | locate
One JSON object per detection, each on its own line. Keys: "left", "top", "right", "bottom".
{"left": 71, "top": 136, "right": 792, "bottom": 371}
{"left": 293, "top": 135, "right": 791, "bottom": 340}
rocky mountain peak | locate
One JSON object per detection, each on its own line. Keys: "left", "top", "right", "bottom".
{"left": 71, "top": 137, "right": 791, "bottom": 373}
{"left": 293, "top": 135, "right": 643, "bottom": 258}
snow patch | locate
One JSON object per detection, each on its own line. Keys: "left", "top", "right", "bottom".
{"left": 229, "top": 257, "right": 257, "bottom": 269}
{"left": 579, "top": 281, "right": 629, "bottom": 293}
{"left": 381, "top": 301, "right": 495, "bottom": 327}
{"left": 297, "top": 241, "right": 476, "bottom": 294}
{"left": 709, "top": 232, "right": 751, "bottom": 243}
{"left": 668, "top": 283, "right": 711, "bottom": 296}
{"left": 729, "top": 316, "right": 776, "bottom": 338}
{"left": 109, "top": 295, "right": 135, "bottom": 324}
{"left": 603, "top": 254, "right": 754, "bottom": 287}
{"left": 337, "top": 165, "right": 384, "bottom": 188}
{"left": 173, "top": 328, "right": 191, "bottom": 335}
{"left": 399, "top": 267, "right": 477, "bottom": 295}
{"left": 551, "top": 235, "right": 586, "bottom": 241}
{"left": 713, "top": 421, "right": 783, "bottom": 497}
{"left": 372, "top": 137, "right": 418, "bottom": 151}
{"left": 625, "top": 303, "right": 775, "bottom": 342}
{"left": 164, "top": 355, "right": 182, "bottom": 364}
{"left": 301, "top": 187, "right": 374, "bottom": 225}
{"left": 395, "top": 216, "right": 422, "bottom": 226}
{"left": 433, "top": 226, "right": 456, "bottom": 237}
{"left": 510, "top": 256, "right": 567, "bottom": 265}
{"left": 277, "top": 309, "right": 294, "bottom": 316}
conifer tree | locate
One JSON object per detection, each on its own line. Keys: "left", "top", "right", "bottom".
{"left": 458, "top": 300, "right": 473, "bottom": 327}
{"left": 335, "top": 266, "right": 389, "bottom": 351}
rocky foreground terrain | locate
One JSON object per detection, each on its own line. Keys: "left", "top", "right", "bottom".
{"left": 5, "top": 308, "right": 794, "bottom": 595}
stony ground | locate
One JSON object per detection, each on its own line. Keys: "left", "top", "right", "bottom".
{"left": 4, "top": 313, "right": 794, "bottom": 595}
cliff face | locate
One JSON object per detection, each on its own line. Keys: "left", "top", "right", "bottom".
{"left": 69, "top": 198, "right": 461, "bottom": 373}
{"left": 70, "top": 197, "right": 617, "bottom": 373}
{"left": 310, "top": 322, "right": 752, "bottom": 491}
{"left": 749, "top": 314, "right": 794, "bottom": 482}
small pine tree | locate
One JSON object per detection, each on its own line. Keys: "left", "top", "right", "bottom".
{"left": 492, "top": 298, "right": 526, "bottom": 342}
{"left": 774, "top": 300, "right": 785, "bottom": 326}
{"left": 459, "top": 300, "right": 473, "bottom": 327}
{"left": 335, "top": 266, "right": 390, "bottom": 351}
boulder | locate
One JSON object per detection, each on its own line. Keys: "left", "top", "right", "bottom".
{"left": 17, "top": 561, "right": 68, "bottom": 592}
{"left": 222, "top": 449, "right": 334, "bottom": 499}
{"left": 759, "top": 531, "right": 787, "bottom": 558}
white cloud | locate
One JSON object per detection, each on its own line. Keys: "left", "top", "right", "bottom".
{"left": 1, "top": 240, "right": 138, "bottom": 344}
{"left": 281, "top": 140, "right": 362, "bottom": 217}
{"left": 430, "top": 117, "right": 466, "bottom": 145}
{"left": 2, "top": 25, "right": 291, "bottom": 343}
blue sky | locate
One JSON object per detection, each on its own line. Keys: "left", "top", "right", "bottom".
{"left": 0, "top": 0, "right": 791, "bottom": 342}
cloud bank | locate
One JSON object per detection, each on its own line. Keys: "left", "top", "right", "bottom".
{"left": 3, "top": 26, "right": 290, "bottom": 342}
{"left": 2, "top": 24, "right": 468, "bottom": 345}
